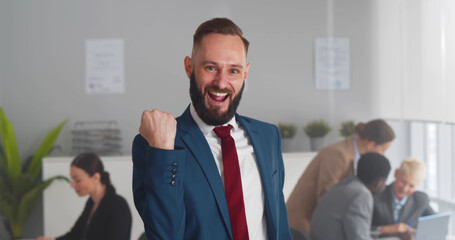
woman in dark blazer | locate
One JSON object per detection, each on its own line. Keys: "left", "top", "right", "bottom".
{"left": 36, "top": 152, "right": 132, "bottom": 240}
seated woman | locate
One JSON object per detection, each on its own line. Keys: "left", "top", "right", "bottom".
{"left": 372, "top": 157, "right": 435, "bottom": 236}
{"left": 36, "top": 152, "right": 132, "bottom": 240}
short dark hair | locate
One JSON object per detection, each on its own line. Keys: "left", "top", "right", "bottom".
{"left": 357, "top": 152, "right": 391, "bottom": 185}
{"left": 192, "top": 18, "right": 249, "bottom": 55}
{"left": 71, "top": 152, "right": 111, "bottom": 186}
{"left": 355, "top": 119, "right": 395, "bottom": 145}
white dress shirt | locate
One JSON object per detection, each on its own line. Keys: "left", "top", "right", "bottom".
{"left": 190, "top": 104, "right": 268, "bottom": 239}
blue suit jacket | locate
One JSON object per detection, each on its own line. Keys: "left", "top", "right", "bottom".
{"left": 132, "top": 107, "right": 292, "bottom": 240}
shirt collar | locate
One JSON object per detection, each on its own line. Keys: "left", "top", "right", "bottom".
{"left": 190, "top": 103, "right": 238, "bottom": 136}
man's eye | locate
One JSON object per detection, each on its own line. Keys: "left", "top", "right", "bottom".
{"left": 206, "top": 66, "right": 215, "bottom": 71}
{"left": 231, "top": 69, "right": 239, "bottom": 74}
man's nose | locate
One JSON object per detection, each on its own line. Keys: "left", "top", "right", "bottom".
{"left": 214, "top": 70, "right": 229, "bottom": 88}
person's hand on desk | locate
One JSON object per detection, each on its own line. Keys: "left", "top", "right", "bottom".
{"left": 35, "top": 236, "right": 55, "bottom": 240}
{"left": 379, "top": 223, "right": 412, "bottom": 234}
{"left": 379, "top": 223, "right": 416, "bottom": 240}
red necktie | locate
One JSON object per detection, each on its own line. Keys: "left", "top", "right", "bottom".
{"left": 213, "top": 125, "right": 249, "bottom": 240}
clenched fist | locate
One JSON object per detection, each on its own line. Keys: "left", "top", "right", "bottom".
{"left": 139, "top": 109, "right": 177, "bottom": 150}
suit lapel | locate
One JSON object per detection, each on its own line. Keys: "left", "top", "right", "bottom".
{"left": 177, "top": 107, "right": 232, "bottom": 238}
{"left": 398, "top": 195, "right": 414, "bottom": 223}
{"left": 385, "top": 184, "right": 396, "bottom": 223}
{"left": 237, "top": 114, "right": 278, "bottom": 238}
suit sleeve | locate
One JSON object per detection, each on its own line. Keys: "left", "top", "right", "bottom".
{"left": 132, "top": 134, "right": 187, "bottom": 240}
{"left": 343, "top": 192, "right": 374, "bottom": 240}
{"left": 273, "top": 126, "right": 293, "bottom": 239}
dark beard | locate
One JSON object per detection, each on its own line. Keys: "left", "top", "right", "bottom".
{"left": 189, "top": 73, "right": 244, "bottom": 126}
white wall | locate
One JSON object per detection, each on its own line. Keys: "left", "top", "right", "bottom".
{"left": 0, "top": 0, "right": 378, "bottom": 237}
{"left": 0, "top": 0, "right": 11, "bottom": 107}
{"left": 1, "top": 0, "right": 376, "bottom": 158}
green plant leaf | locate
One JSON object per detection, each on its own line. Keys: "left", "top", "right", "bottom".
{"left": 0, "top": 144, "right": 12, "bottom": 192}
{"left": 26, "top": 120, "right": 67, "bottom": 181}
{"left": 16, "top": 175, "right": 69, "bottom": 227}
{"left": 0, "top": 109, "right": 68, "bottom": 238}
{"left": 12, "top": 174, "right": 35, "bottom": 200}
{"left": 0, "top": 181, "right": 16, "bottom": 222}
{"left": 0, "top": 108, "right": 21, "bottom": 182}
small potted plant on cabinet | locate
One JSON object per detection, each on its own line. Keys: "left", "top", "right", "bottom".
{"left": 277, "top": 122, "right": 297, "bottom": 152}
{"left": 303, "top": 119, "right": 331, "bottom": 151}
{"left": 339, "top": 120, "right": 356, "bottom": 138}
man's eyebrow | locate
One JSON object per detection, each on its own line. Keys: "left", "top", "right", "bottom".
{"left": 230, "top": 64, "right": 243, "bottom": 69}
{"left": 201, "top": 61, "right": 218, "bottom": 66}
{"left": 201, "top": 61, "right": 244, "bottom": 69}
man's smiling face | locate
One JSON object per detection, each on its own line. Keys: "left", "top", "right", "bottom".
{"left": 185, "top": 33, "right": 249, "bottom": 125}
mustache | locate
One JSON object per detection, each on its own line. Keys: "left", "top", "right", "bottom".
{"left": 205, "top": 86, "right": 233, "bottom": 95}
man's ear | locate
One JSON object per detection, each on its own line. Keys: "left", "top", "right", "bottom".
{"left": 244, "top": 63, "right": 250, "bottom": 81}
{"left": 184, "top": 56, "right": 193, "bottom": 78}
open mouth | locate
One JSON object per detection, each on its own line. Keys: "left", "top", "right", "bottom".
{"left": 208, "top": 90, "right": 230, "bottom": 102}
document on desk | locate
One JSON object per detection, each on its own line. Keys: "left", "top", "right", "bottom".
{"left": 86, "top": 39, "right": 125, "bottom": 94}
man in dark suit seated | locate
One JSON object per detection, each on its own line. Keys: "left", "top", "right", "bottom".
{"left": 372, "top": 158, "right": 435, "bottom": 237}
{"left": 309, "top": 152, "right": 391, "bottom": 240}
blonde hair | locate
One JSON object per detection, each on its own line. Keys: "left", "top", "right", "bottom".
{"left": 398, "top": 157, "right": 426, "bottom": 183}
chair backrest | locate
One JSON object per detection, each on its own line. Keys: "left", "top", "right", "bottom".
{"left": 290, "top": 227, "right": 310, "bottom": 240}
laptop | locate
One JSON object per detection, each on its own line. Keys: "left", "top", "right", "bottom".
{"left": 372, "top": 212, "right": 451, "bottom": 240}
{"left": 415, "top": 212, "right": 451, "bottom": 240}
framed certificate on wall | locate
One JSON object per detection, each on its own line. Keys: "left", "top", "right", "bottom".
{"left": 314, "top": 38, "right": 350, "bottom": 90}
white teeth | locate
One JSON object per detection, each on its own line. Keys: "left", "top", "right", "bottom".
{"left": 210, "top": 91, "right": 228, "bottom": 97}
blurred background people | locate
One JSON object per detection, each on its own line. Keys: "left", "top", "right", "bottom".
{"left": 309, "top": 153, "right": 391, "bottom": 240}
{"left": 35, "top": 152, "right": 132, "bottom": 240}
{"left": 372, "top": 158, "right": 435, "bottom": 236}
{"left": 287, "top": 119, "right": 395, "bottom": 234}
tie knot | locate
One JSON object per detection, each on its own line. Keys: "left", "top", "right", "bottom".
{"left": 213, "top": 125, "right": 233, "bottom": 139}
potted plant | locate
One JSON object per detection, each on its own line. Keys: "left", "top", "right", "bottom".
{"left": 277, "top": 122, "right": 297, "bottom": 152}
{"left": 303, "top": 119, "right": 331, "bottom": 151}
{"left": 0, "top": 108, "right": 69, "bottom": 239}
{"left": 339, "top": 120, "right": 356, "bottom": 138}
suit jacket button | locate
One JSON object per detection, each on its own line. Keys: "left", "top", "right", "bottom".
{"left": 171, "top": 180, "right": 176, "bottom": 186}
{"left": 172, "top": 168, "right": 178, "bottom": 174}
{"left": 171, "top": 174, "right": 177, "bottom": 180}
{"left": 172, "top": 162, "right": 178, "bottom": 168}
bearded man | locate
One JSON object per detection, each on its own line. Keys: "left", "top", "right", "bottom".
{"left": 132, "top": 18, "right": 292, "bottom": 240}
